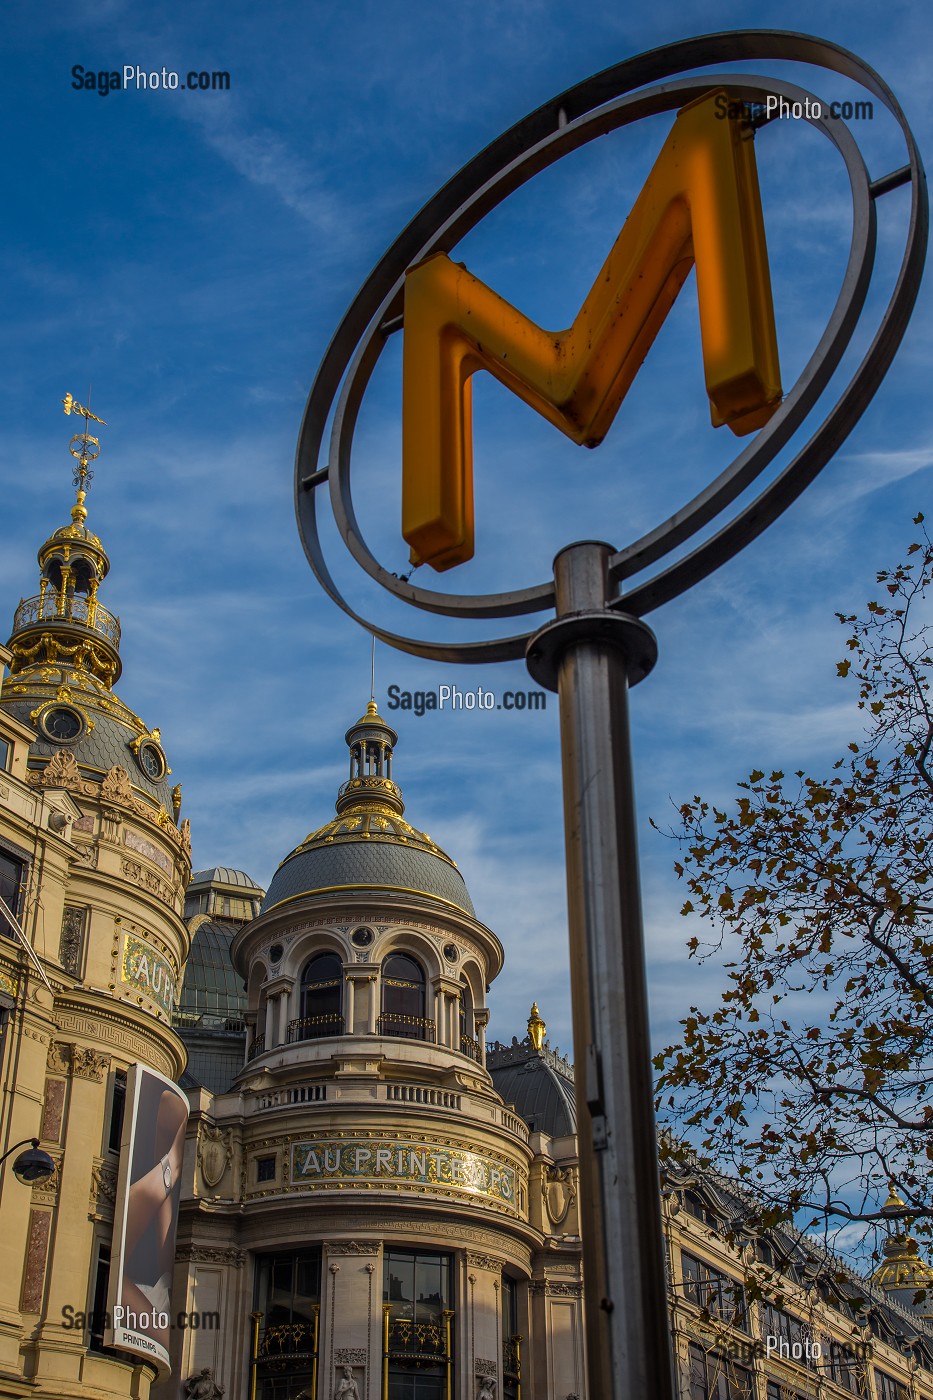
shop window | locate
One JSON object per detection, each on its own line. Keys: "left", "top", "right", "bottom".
{"left": 384, "top": 1248, "right": 453, "bottom": 1400}
{"left": 502, "top": 1273, "right": 521, "bottom": 1400}
{"left": 252, "top": 1248, "right": 321, "bottom": 1400}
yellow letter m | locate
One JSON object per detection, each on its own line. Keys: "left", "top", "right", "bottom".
{"left": 401, "top": 90, "right": 783, "bottom": 571}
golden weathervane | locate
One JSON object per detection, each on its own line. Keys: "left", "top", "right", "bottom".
{"left": 62, "top": 390, "right": 108, "bottom": 494}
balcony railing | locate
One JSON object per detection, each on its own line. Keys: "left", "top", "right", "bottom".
{"left": 248, "top": 1034, "right": 266, "bottom": 1060}
{"left": 383, "top": 1306, "right": 454, "bottom": 1400}
{"left": 504, "top": 1333, "right": 523, "bottom": 1399}
{"left": 13, "top": 591, "right": 121, "bottom": 647}
{"left": 376, "top": 1014, "right": 436, "bottom": 1043}
{"left": 460, "top": 1033, "right": 480, "bottom": 1061}
{"left": 287, "top": 1013, "right": 345, "bottom": 1043}
{"left": 250, "top": 1308, "right": 318, "bottom": 1400}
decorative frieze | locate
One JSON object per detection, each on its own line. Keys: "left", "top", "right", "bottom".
{"left": 327, "top": 1241, "right": 381, "bottom": 1256}
{"left": 175, "top": 1244, "right": 246, "bottom": 1267}
{"left": 466, "top": 1252, "right": 502, "bottom": 1271}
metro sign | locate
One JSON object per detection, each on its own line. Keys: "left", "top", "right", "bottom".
{"left": 401, "top": 89, "right": 783, "bottom": 571}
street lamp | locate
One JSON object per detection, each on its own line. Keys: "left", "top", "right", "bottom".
{"left": 0, "top": 1138, "right": 55, "bottom": 1186}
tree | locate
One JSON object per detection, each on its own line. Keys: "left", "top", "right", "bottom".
{"left": 654, "top": 517, "right": 933, "bottom": 1261}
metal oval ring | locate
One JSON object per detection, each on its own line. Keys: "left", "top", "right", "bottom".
{"left": 295, "top": 33, "right": 926, "bottom": 663}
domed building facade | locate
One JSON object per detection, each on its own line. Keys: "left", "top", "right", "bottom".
{"left": 162, "top": 702, "right": 586, "bottom": 1400}
{"left": 0, "top": 416, "right": 191, "bottom": 1399}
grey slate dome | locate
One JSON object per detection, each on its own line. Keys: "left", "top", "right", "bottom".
{"left": 488, "top": 1009, "right": 577, "bottom": 1137}
{"left": 262, "top": 700, "right": 475, "bottom": 917}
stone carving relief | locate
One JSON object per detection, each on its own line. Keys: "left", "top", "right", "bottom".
{"left": 91, "top": 1161, "right": 118, "bottom": 1209}
{"left": 198, "top": 1124, "right": 233, "bottom": 1189}
{"left": 542, "top": 1165, "right": 577, "bottom": 1228}
{"left": 476, "top": 1377, "right": 497, "bottom": 1399}
{"left": 327, "top": 1241, "right": 380, "bottom": 1256}
{"left": 466, "top": 1252, "right": 501, "bottom": 1271}
{"left": 101, "top": 764, "right": 134, "bottom": 806}
{"left": 43, "top": 750, "right": 82, "bottom": 788}
{"left": 182, "top": 1369, "right": 224, "bottom": 1400}
{"left": 475, "top": 1358, "right": 497, "bottom": 1378}
{"left": 175, "top": 1244, "right": 247, "bottom": 1267}
{"left": 333, "top": 1364, "right": 362, "bottom": 1400}
{"left": 71, "top": 1048, "right": 110, "bottom": 1081}
{"left": 46, "top": 1042, "right": 71, "bottom": 1075}
{"left": 59, "top": 906, "right": 86, "bottom": 978}
{"left": 121, "top": 857, "right": 175, "bottom": 905}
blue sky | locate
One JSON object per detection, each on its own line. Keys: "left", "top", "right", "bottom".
{"left": 3, "top": 0, "right": 932, "bottom": 1061}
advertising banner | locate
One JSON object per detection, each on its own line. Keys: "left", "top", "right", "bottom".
{"left": 106, "top": 1064, "right": 189, "bottom": 1374}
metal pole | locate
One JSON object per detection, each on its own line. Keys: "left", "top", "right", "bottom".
{"left": 526, "top": 540, "right": 675, "bottom": 1400}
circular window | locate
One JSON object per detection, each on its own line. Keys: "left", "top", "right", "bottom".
{"left": 136, "top": 741, "right": 166, "bottom": 781}
{"left": 351, "top": 927, "right": 374, "bottom": 948}
{"left": 443, "top": 942, "right": 459, "bottom": 963}
{"left": 39, "top": 705, "right": 85, "bottom": 744}
{"left": 268, "top": 943, "right": 284, "bottom": 965}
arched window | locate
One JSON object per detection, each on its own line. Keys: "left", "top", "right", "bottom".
{"left": 379, "top": 953, "right": 433, "bottom": 1042}
{"left": 291, "top": 952, "right": 344, "bottom": 1042}
{"left": 459, "top": 979, "right": 478, "bottom": 1060}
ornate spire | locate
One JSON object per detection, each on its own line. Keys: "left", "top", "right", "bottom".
{"left": 335, "top": 699, "right": 404, "bottom": 817}
{"left": 6, "top": 396, "right": 121, "bottom": 688}
{"left": 528, "top": 1002, "right": 546, "bottom": 1050}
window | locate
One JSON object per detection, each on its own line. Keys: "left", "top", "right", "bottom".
{"left": 253, "top": 1249, "right": 321, "bottom": 1400}
{"left": 0, "top": 737, "right": 10, "bottom": 771}
{"left": 384, "top": 1249, "right": 453, "bottom": 1400}
{"left": 292, "top": 952, "right": 344, "bottom": 1040}
{"left": 688, "top": 1343, "right": 752, "bottom": 1399}
{"left": 88, "top": 1242, "right": 112, "bottom": 1353}
{"left": 459, "top": 980, "right": 479, "bottom": 1060}
{"left": 502, "top": 1274, "right": 521, "bottom": 1400}
{"left": 683, "top": 1190, "right": 719, "bottom": 1228}
{"left": 107, "top": 1070, "right": 127, "bottom": 1154}
{"left": 681, "top": 1253, "right": 747, "bottom": 1330}
{"left": 766, "top": 1386, "right": 808, "bottom": 1400}
{"left": 760, "top": 1302, "right": 812, "bottom": 1362}
{"left": 380, "top": 954, "right": 433, "bottom": 1042}
{"left": 875, "top": 1373, "right": 908, "bottom": 1400}
{"left": 257, "top": 1156, "right": 276, "bottom": 1182}
{"left": 0, "top": 848, "right": 26, "bottom": 939}
{"left": 823, "top": 1342, "right": 867, "bottom": 1395}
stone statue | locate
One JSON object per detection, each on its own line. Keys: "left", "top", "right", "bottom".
{"left": 334, "top": 1366, "right": 361, "bottom": 1400}
{"left": 183, "top": 1369, "right": 224, "bottom": 1400}
{"left": 477, "top": 1379, "right": 496, "bottom": 1400}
